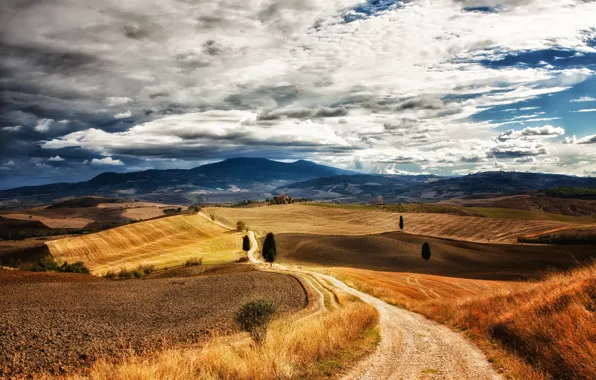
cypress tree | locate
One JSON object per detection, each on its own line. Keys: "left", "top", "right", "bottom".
{"left": 421, "top": 242, "right": 431, "bottom": 261}
{"left": 262, "top": 232, "right": 277, "bottom": 266}
{"left": 243, "top": 235, "right": 251, "bottom": 252}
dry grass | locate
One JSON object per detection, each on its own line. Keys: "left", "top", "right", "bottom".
{"left": 322, "top": 267, "right": 515, "bottom": 309}
{"left": 46, "top": 214, "right": 244, "bottom": 275}
{"left": 62, "top": 282, "right": 379, "bottom": 380}
{"left": 325, "top": 264, "right": 596, "bottom": 379}
{"left": 208, "top": 204, "right": 583, "bottom": 243}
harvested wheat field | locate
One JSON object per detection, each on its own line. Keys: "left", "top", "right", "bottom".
{"left": 46, "top": 214, "right": 244, "bottom": 275}
{"left": 273, "top": 232, "right": 596, "bottom": 280}
{"left": 0, "top": 268, "right": 307, "bottom": 378}
{"left": 208, "top": 204, "right": 585, "bottom": 243}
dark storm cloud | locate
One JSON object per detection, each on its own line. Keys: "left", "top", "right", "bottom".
{"left": 257, "top": 106, "right": 348, "bottom": 120}
{"left": 1, "top": 42, "right": 100, "bottom": 74}
{"left": 395, "top": 96, "right": 445, "bottom": 111}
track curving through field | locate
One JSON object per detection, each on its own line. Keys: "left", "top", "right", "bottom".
{"left": 232, "top": 219, "right": 501, "bottom": 379}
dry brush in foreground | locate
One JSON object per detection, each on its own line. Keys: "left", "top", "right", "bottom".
{"left": 327, "top": 263, "right": 596, "bottom": 379}
{"left": 63, "top": 285, "right": 379, "bottom": 380}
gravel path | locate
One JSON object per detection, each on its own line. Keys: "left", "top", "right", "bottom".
{"left": 246, "top": 228, "right": 501, "bottom": 379}
{"left": 320, "top": 273, "right": 502, "bottom": 380}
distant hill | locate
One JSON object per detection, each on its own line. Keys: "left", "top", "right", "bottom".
{"left": 0, "top": 158, "right": 354, "bottom": 206}
{"left": 276, "top": 174, "right": 441, "bottom": 202}
{"left": 278, "top": 171, "right": 596, "bottom": 203}
{"left": 402, "top": 172, "right": 596, "bottom": 200}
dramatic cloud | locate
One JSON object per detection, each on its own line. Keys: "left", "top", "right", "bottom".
{"left": 1, "top": 0, "right": 596, "bottom": 186}
{"left": 47, "top": 156, "right": 65, "bottom": 162}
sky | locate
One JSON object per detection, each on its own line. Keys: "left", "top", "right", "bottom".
{"left": 1, "top": 0, "right": 596, "bottom": 189}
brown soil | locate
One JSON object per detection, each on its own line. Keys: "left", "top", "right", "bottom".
{"left": 273, "top": 232, "right": 596, "bottom": 280}
{"left": 0, "top": 269, "right": 307, "bottom": 378}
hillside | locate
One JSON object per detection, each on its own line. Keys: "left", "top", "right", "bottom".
{"left": 208, "top": 204, "right": 589, "bottom": 243}
{"left": 46, "top": 214, "right": 244, "bottom": 275}
{"left": 273, "top": 231, "right": 595, "bottom": 280}
{"left": 278, "top": 171, "right": 596, "bottom": 203}
{"left": 0, "top": 158, "right": 353, "bottom": 206}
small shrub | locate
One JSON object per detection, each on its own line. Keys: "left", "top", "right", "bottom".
{"left": 235, "top": 299, "right": 276, "bottom": 344}
{"left": 236, "top": 256, "right": 249, "bottom": 263}
{"left": 236, "top": 220, "right": 246, "bottom": 232}
{"left": 188, "top": 205, "right": 201, "bottom": 213}
{"left": 210, "top": 213, "right": 216, "bottom": 221}
{"left": 61, "top": 261, "right": 91, "bottom": 274}
{"left": 118, "top": 268, "right": 133, "bottom": 279}
{"left": 141, "top": 265, "right": 155, "bottom": 275}
{"left": 184, "top": 257, "right": 203, "bottom": 267}
{"left": 104, "top": 270, "right": 116, "bottom": 279}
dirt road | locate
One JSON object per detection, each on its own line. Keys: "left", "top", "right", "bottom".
{"left": 245, "top": 229, "right": 501, "bottom": 379}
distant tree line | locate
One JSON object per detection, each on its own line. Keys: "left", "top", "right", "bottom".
{"left": 544, "top": 187, "right": 596, "bottom": 198}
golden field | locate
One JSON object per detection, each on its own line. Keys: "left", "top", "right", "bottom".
{"left": 207, "top": 204, "right": 585, "bottom": 243}
{"left": 46, "top": 214, "right": 244, "bottom": 275}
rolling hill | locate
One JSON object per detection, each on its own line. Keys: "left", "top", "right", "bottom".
{"left": 46, "top": 214, "right": 244, "bottom": 275}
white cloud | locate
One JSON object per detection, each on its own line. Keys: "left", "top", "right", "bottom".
{"left": 3, "top": 161, "right": 16, "bottom": 167}
{"left": 34, "top": 118, "right": 54, "bottom": 132}
{"left": 47, "top": 156, "right": 65, "bottom": 162}
{"left": 57, "top": 119, "right": 70, "bottom": 124}
{"left": 496, "top": 125, "right": 565, "bottom": 142}
{"left": 2, "top": 125, "right": 22, "bottom": 132}
{"left": 105, "top": 97, "right": 133, "bottom": 106}
{"left": 90, "top": 157, "right": 125, "bottom": 166}
{"left": 570, "top": 96, "right": 596, "bottom": 103}
{"left": 42, "top": 110, "right": 350, "bottom": 154}
{"left": 564, "top": 134, "right": 596, "bottom": 144}
{"left": 114, "top": 110, "right": 132, "bottom": 119}
{"left": 572, "top": 109, "right": 596, "bottom": 113}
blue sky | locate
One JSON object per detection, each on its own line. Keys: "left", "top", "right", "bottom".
{"left": 1, "top": 0, "right": 595, "bottom": 189}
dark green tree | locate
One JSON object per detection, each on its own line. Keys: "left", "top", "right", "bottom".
{"left": 421, "top": 242, "right": 431, "bottom": 261}
{"left": 262, "top": 232, "right": 277, "bottom": 266}
{"left": 399, "top": 215, "right": 404, "bottom": 232}
{"left": 243, "top": 235, "right": 251, "bottom": 252}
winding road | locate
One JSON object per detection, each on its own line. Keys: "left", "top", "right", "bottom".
{"left": 213, "top": 214, "right": 501, "bottom": 379}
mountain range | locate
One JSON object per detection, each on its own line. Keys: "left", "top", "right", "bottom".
{"left": 1, "top": 158, "right": 595, "bottom": 207}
